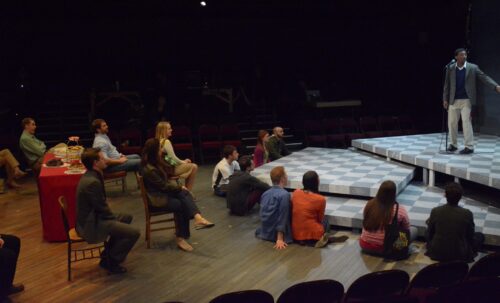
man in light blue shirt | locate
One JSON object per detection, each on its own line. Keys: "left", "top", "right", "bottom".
{"left": 91, "top": 119, "right": 140, "bottom": 173}
{"left": 256, "top": 166, "right": 292, "bottom": 250}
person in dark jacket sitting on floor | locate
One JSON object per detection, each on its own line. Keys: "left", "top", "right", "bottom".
{"left": 226, "top": 155, "right": 270, "bottom": 216}
{"left": 425, "top": 182, "right": 484, "bottom": 262}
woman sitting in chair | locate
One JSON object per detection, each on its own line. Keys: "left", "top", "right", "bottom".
{"left": 360, "top": 180, "right": 417, "bottom": 256}
{"left": 141, "top": 138, "right": 213, "bottom": 252}
{"left": 155, "top": 121, "right": 198, "bottom": 192}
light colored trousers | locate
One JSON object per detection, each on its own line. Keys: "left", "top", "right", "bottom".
{"left": 0, "top": 149, "right": 20, "bottom": 182}
{"left": 448, "top": 99, "right": 474, "bottom": 149}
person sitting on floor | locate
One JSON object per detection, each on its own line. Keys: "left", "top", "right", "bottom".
{"left": 253, "top": 129, "right": 269, "bottom": 168}
{"left": 256, "top": 166, "right": 292, "bottom": 250}
{"left": 212, "top": 145, "right": 240, "bottom": 197}
{"left": 155, "top": 121, "right": 198, "bottom": 192}
{"left": 0, "top": 234, "right": 24, "bottom": 301}
{"left": 76, "top": 148, "right": 140, "bottom": 274}
{"left": 19, "top": 117, "right": 46, "bottom": 174}
{"left": 226, "top": 155, "right": 270, "bottom": 216}
{"left": 91, "top": 119, "right": 141, "bottom": 173}
{"left": 266, "top": 126, "right": 291, "bottom": 162}
{"left": 359, "top": 180, "right": 417, "bottom": 257}
{"left": 141, "top": 138, "right": 214, "bottom": 252}
{"left": 291, "top": 171, "right": 348, "bottom": 248}
{"left": 425, "top": 182, "right": 484, "bottom": 262}
{"left": 0, "top": 149, "right": 27, "bottom": 189}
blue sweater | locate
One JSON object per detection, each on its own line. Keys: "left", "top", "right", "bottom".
{"left": 256, "top": 186, "right": 293, "bottom": 243}
{"left": 455, "top": 67, "right": 469, "bottom": 100}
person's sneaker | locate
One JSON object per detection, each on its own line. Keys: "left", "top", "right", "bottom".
{"left": 459, "top": 147, "right": 474, "bottom": 154}
{"left": 314, "top": 233, "right": 329, "bottom": 248}
{"left": 447, "top": 145, "right": 458, "bottom": 152}
{"left": 7, "top": 283, "right": 24, "bottom": 295}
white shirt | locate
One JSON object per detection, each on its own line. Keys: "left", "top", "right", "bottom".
{"left": 212, "top": 158, "right": 240, "bottom": 188}
{"left": 456, "top": 61, "right": 467, "bottom": 71}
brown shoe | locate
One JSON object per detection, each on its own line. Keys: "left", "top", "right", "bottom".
{"left": 314, "top": 234, "right": 329, "bottom": 248}
{"left": 328, "top": 235, "right": 349, "bottom": 243}
{"left": 176, "top": 239, "right": 193, "bottom": 252}
{"left": 6, "top": 181, "right": 22, "bottom": 189}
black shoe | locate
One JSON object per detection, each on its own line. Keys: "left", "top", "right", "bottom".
{"left": 447, "top": 145, "right": 458, "bottom": 152}
{"left": 459, "top": 147, "right": 474, "bottom": 154}
{"left": 99, "top": 259, "right": 127, "bottom": 274}
{"left": 6, "top": 283, "right": 24, "bottom": 295}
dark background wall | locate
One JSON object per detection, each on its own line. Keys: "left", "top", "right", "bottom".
{"left": 471, "top": 0, "right": 500, "bottom": 135}
{"left": 0, "top": 0, "right": 477, "bottom": 130}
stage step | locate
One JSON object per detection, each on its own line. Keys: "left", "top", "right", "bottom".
{"left": 252, "top": 147, "right": 415, "bottom": 197}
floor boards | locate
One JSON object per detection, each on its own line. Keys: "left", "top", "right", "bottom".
{"left": 0, "top": 166, "right": 492, "bottom": 303}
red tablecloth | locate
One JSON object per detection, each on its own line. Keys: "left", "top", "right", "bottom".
{"left": 38, "top": 153, "right": 85, "bottom": 242}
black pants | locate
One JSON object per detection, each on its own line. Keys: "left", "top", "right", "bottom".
{"left": 102, "top": 214, "right": 140, "bottom": 266}
{"left": 0, "top": 234, "right": 20, "bottom": 297}
{"left": 166, "top": 191, "right": 200, "bottom": 239}
{"left": 473, "top": 232, "right": 485, "bottom": 252}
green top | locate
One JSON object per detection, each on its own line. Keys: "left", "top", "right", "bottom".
{"left": 19, "top": 130, "right": 46, "bottom": 165}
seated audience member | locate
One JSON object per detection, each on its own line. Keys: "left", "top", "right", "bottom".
{"left": 141, "top": 138, "right": 214, "bottom": 252}
{"left": 155, "top": 121, "right": 198, "bottom": 191}
{"left": 256, "top": 166, "right": 292, "bottom": 250}
{"left": 426, "top": 182, "right": 484, "bottom": 262}
{"left": 266, "top": 126, "right": 291, "bottom": 161}
{"left": 19, "top": 117, "right": 46, "bottom": 173}
{"left": 0, "top": 234, "right": 24, "bottom": 301}
{"left": 76, "top": 148, "right": 140, "bottom": 274}
{"left": 291, "top": 171, "right": 348, "bottom": 248}
{"left": 360, "top": 180, "right": 417, "bottom": 256}
{"left": 0, "top": 149, "right": 27, "bottom": 189}
{"left": 91, "top": 119, "right": 141, "bottom": 173}
{"left": 226, "top": 155, "right": 270, "bottom": 216}
{"left": 212, "top": 145, "right": 240, "bottom": 197}
{"left": 253, "top": 129, "right": 269, "bottom": 168}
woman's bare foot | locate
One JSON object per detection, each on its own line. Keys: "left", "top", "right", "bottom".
{"left": 194, "top": 216, "right": 214, "bottom": 230}
{"left": 176, "top": 238, "right": 193, "bottom": 252}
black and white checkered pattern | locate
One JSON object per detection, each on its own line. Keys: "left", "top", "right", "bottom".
{"left": 352, "top": 133, "right": 500, "bottom": 189}
{"left": 252, "top": 147, "right": 415, "bottom": 197}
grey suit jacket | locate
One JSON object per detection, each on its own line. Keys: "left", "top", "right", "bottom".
{"left": 76, "top": 170, "right": 116, "bottom": 243}
{"left": 443, "top": 62, "right": 499, "bottom": 105}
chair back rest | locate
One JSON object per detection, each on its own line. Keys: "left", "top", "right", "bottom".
{"left": 135, "top": 172, "right": 151, "bottom": 219}
{"left": 378, "top": 116, "right": 399, "bottom": 131}
{"left": 323, "top": 118, "right": 342, "bottom": 134}
{"left": 436, "top": 277, "right": 500, "bottom": 303}
{"left": 58, "top": 196, "right": 71, "bottom": 241}
{"left": 277, "top": 279, "right": 344, "bottom": 303}
{"left": 359, "top": 116, "right": 379, "bottom": 132}
{"left": 219, "top": 124, "right": 240, "bottom": 140}
{"left": 303, "top": 120, "right": 324, "bottom": 134}
{"left": 199, "top": 124, "right": 220, "bottom": 140}
{"left": 344, "top": 270, "right": 409, "bottom": 302}
{"left": 407, "top": 261, "right": 468, "bottom": 293}
{"left": 209, "top": 289, "right": 274, "bottom": 303}
{"left": 340, "top": 117, "right": 359, "bottom": 133}
{"left": 467, "top": 252, "right": 500, "bottom": 280}
{"left": 172, "top": 126, "right": 193, "bottom": 141}
{"left": 120, "top": 128, "right": 142, "bottom": 145}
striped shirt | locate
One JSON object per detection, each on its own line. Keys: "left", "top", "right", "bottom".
{"left": 360, "top": 203, "right": 410, "bottom": 251}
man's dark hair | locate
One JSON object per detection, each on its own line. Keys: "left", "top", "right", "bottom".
{"left": 222, "top": 145, "right": 237, "bottom": 158}
{"left": 445, "top": 182, "right": 463, "bottom": 206}
{"left": 21, "top": 117, "right": 34, "bottom": 129}
{"left": 454, "top": 48, "right": 467, "bottom": 56}
{"left": 91, "top": 119, "right": 105, "bottom": 134}
{"left": 238, "top": 155, "right": 253, "bottom": 171}
{"left": 81, "top": 147, "right": 101, "bottom": 170}
{"left": 302, "top": 170, "right": 319, "bottom": 193}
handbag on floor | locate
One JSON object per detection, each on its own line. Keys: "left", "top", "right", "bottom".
{"left": 383, "top": 202, "right": 410, "bottom": 260}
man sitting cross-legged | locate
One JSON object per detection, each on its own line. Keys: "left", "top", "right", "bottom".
{"left": 226, "top": 155, "right": 270, "bottom": 216}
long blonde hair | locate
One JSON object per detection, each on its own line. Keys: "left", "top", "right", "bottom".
{"left": 155, "top": 121, "right": 171, "bottom": 141}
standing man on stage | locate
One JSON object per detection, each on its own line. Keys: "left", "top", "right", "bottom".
{"left": 443, "top": 48, "right": 500, "bottom": 154}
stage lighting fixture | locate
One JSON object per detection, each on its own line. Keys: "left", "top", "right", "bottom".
{"left": 200, "top": 1, "right": 206, "bottom": 6}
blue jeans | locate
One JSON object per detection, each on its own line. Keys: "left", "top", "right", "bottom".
{"left": 106, "top": 154, "right": 141, "bottom": 173}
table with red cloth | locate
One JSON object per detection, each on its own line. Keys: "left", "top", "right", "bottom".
{"left": 38, "top": 153, "right": 85, "bottom": 242}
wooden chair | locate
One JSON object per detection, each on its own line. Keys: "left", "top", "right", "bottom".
{"left": 135, "top": 172, "right": 177, "bottom": 249}
{"left": 58, "top": 196, "right": 106, "bottom": 281}
{"left": 277, "top": 279, "right": 344, "bottom": 303}
{"left": 103, "top": 170, "right": 127, "bottom": 192}
{"left": 344, "top": 270, "right": 410, "bottom": 303}
{"left": 209, "top": 290, "right": 274, "bottom": 303}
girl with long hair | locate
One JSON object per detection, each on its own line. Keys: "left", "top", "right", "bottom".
{"left": 141, "top": 138, "right": 213, "bottom": 252}
{"left": 253, "top": 129, "right": 269, "bottom": 168}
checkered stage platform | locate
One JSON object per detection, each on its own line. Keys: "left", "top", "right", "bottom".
{"left": 352, "top": 133, "right": 500, "bottom": 189}
{"left": 326, "top": 182, "right": 500, "bottom": 246}
{"left": 252, "top": 147, "right": 415, "bottom": 197}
